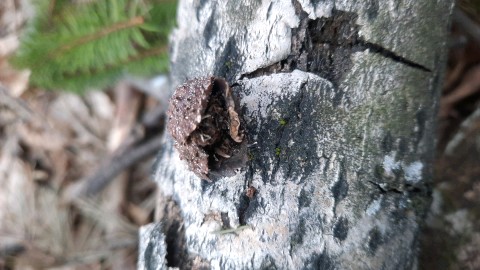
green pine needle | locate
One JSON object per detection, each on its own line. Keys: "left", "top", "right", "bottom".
{"left": 12, "top": 0, "right": 177, "bottom": 93}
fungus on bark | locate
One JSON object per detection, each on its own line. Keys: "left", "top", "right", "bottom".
{"left": 167, "top": 77, "right": 244, "bottom": 180}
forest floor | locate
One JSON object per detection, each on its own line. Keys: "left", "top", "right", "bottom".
{"left": 0, "top": 1, "right": 163, "bottom": 269}
{"left": 419, "top": 3, "right": 480, "bottom": 269}
{"left": 0, "top": 0, "right": 480, "bottom": 269}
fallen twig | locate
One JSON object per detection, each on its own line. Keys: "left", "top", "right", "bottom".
{"left": 82, "top": 133, "right": 164, "bottom": 197}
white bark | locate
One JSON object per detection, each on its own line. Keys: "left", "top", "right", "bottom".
{"left": 139, "top": 1, "right": 453, "bottom": 269}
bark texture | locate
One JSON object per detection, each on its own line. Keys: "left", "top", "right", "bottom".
{"left": 139, "top": 1, "right": 453, "bottom": 269}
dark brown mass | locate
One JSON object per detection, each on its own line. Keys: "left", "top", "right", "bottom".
{"left": 166, "top": 77, "right": 244, "bottom": 180}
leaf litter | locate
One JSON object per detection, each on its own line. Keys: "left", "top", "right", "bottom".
{"left": 0, "top": 1, "right": 163, "bottom": 268}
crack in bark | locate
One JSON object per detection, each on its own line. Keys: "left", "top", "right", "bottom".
{"left": 357, "top": 41, "right": 431, "bottom": 72}
{"left": 369, "top": 176, "right": 430, "bottom": 197}
{"left": 239, "top": 9, "right": 431, "bottom": 85}
{"left": 368, "top": 180, "right": 404, "bottom": 194}
{"left": 157, "top": 196, "right": 190, "bottom": 268}
{"left": 237, "top": 186, "right": 257, "bottom": 225}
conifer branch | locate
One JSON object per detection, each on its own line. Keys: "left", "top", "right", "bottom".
{"left": 128, "top": 46, "right": 168, "bottom": 62}
{"left": 63, "top": 45, "right": 168, "bottom": 79}
{"left": 56, "top": 16, "right": 145, "bottom": 56}
{"left": 12, "top": 0, "right": 177, "bottom": 92}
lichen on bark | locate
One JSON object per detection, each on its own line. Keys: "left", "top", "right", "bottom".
{"left": 139, "top": 0, "right": 454, "bottom": 269}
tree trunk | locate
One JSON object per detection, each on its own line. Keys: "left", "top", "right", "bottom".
{"left": 139, "top": 1, "right": 453, "bottom": 269}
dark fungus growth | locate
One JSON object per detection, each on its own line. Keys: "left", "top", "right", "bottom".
{"left": 167, "top": 77, "right": 244, "bottom": 180}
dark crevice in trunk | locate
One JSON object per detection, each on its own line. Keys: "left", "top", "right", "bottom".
{"left": 239, "top": 8, "right": 431, "bottom": 85}
{"left": 357, "top": 41, "right": 431, "bottom": 72}
{"left": 159, "top": 196, "right": 190, "bottom": 269}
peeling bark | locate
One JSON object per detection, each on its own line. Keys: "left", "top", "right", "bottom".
{"left": 139, "top": 1, "right": 453, "bottom": 269}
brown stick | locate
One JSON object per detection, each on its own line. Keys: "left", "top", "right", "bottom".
{"left": 82, "top": 134, "right": 163, "bottom": 197}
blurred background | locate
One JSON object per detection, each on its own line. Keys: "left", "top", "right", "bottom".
{"left": 0, "top": 0, "right": 479, "bottom": 269}
{"left": 0, "top": 0, "right": 176, "bottom": 269}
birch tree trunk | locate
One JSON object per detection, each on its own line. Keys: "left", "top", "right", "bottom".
{"left": 139, "top": 1, "right": 454, "bottom": 269}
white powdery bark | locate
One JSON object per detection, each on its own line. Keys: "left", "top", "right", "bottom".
{"left": 139, "top": 0, "right": 453, "bottom": 269}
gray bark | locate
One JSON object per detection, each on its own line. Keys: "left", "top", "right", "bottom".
{"left": 139, "top": 1, "right": 453, "bottom": 269}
